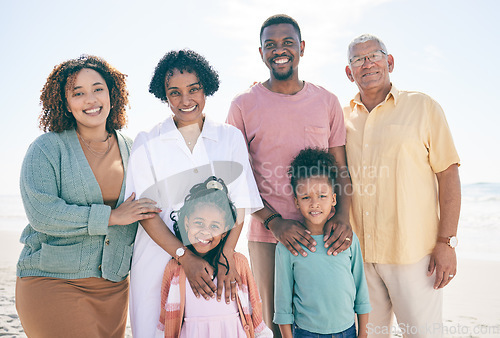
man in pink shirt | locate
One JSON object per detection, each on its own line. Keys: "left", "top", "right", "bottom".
{"left": 226, "top": 14, "right": 353, "bottom": 337}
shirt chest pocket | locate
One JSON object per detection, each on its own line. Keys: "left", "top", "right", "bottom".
{"left": 304, "top": 126, "right": 329, "bottom": 149}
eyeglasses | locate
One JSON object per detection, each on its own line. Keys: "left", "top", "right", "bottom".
{"left": 349, "top": 50, "right": 387, "bottom": 67}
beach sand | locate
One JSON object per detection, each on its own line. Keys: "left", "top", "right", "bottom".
{"left": 1, "top": 229, "right": 499, "bottom": 338}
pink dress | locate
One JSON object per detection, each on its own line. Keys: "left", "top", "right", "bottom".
{"left": 180, "top": 279, "right": 248, "bottom": 337}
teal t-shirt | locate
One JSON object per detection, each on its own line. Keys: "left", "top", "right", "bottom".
{"left": 273, "top": 234, "right": 371, "bottom": 334}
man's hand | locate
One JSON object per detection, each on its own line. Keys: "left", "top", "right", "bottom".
{"left": 427, "top": 243, "right": 457, "bottom": 289}
{"left": 323, "top": 213, "right": 353, "bottom": 255}
{"left": 216, "top": 251, "right": 242, "bottom": 304}
{"left": 269, "top": 217, "right": 316, "bottom": 256}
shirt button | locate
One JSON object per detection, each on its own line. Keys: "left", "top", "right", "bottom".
{"left": 365, "top": 211, "right": 369, "bottom": 216}
{"left": 105, "top": 239, "right": 110, "bottom": 245}
{"left": 193, "top": 168, "right": 198, "bottom": 173}
{"left": 244, "top": 325, "right": 250, "bottom": 331}
{"left": 367, "top": 234, "right": 371, "bottom": 239}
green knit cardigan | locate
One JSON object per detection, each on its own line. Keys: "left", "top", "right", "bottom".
{"left": 17, "top": 129, "right": 138, "bottom": 282}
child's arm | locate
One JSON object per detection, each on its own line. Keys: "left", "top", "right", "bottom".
{"left": 279, "top": 324, "right": 293, "bottom": 338}
{"left": 274, "top": 244, "right": 295, "bottom": 334}
{"left": 351, "top": 242, "right": 371, "bottom": 312}
{"left": 357, "top": 313, "right": 369, "bottom": 338}
{"left": 351, "top": 236, "right": 372, "bottom": 337}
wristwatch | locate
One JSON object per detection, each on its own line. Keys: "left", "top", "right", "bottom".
{"left": 175, "top": 246, "right": 186, "bottom": 261}
{"left": 437, "top": 236, "right": 458, "bottom": 248}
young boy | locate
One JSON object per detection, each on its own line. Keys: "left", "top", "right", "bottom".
{"left": 273, "top": 148, "right": 371, "bottom": 337}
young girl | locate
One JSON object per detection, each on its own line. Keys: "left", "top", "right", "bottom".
{"left": 156, "top": 176, "right": 272, "bottom": 338}
{"left": 274, "top": 148, "right": 371, "bottom": 338}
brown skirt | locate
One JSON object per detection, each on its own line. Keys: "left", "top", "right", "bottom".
{"left": 16, "top": 276, "right": 129, "bottom": 338}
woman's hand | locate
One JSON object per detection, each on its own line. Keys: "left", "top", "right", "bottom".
{"left": 108, "top": 192, "right": 161, "bottom": 226}
{"left": 217, "top": 250, "right": 242, "bottom": 303}
{"left": 179, "top": 251, "right": 217, "bottom": 300}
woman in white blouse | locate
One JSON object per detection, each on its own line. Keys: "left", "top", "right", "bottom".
{"left": 125, "top": 50, "right": 262, "bottom": 337}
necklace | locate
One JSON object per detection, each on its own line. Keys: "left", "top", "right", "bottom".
{"left": 77, "top": 130, "right": 112, "bottom": 158}
{"left": 179, "top": 126, "right": 200, "bottom": 148}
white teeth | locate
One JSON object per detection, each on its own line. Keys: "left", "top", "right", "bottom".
{"left": 85, "top": 108, "right": 100, "bottom": 114}
{"left": 274, "top": 58, "right": 289, "bottom": 64}
{"left": 180, "top": 106, "right": 196, "bottom": 112}
{"left": 198, "top": 239, "right": 209, "bottom": 244}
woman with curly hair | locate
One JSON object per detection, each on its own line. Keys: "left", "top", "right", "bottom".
{"left": 125, "top": 50, "right": 262, "bottom": 337}
{"left": 16, "top": 55, "right": 161, "bottom": 337}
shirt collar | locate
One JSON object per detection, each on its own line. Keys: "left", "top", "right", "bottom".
{"left": 158, "top": 115, "right": 219, "bottom": 142}
{"left": 350, "top": 83, "right": 399, "bottom": 110}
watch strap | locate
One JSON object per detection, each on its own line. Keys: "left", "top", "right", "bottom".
{"left": 437, "top": 236, "right": 457, "bottom": 248}
{"left": 437, "top": 236, "right": 449, "bottom": 244}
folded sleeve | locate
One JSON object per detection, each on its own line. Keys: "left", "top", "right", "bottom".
{"left": 226, "top": 99, "right": 248, "bottom": 146}
{"left": 328, "top": 93, "right": 347, "bottom": 147}
{"left": 425, "top": 97, "right": 460, "bottom": 173}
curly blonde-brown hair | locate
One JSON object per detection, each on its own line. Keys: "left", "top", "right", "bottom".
{"left": 39, "top": 55, "right": 129, "bottom": 133}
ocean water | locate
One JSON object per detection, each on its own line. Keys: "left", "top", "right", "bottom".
{"left": 455, "top": 183, "right": 500, "bottom": 261}
{"left": 2, "top": 183, "right": 499, "bottom": 261}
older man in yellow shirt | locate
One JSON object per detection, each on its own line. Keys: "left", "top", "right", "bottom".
{"left": 343, "top": 34, "right": 461, "bottom": 338}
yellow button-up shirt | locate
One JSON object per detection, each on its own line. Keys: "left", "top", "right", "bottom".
{"left": 344, "top": 86, "right": 460, "bottom": 264}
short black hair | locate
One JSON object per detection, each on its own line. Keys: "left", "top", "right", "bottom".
{"left": 149, "top": 49, "right": 220, "bottom": 102}
{"left": 260, "top": 14, "right": 302, "bottom": 44}
{"left": 289, "top": 148, "right": 337, "bottom": 196}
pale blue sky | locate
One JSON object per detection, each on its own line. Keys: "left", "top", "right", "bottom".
{"left": 1, "top": 0, "right": 499, "bottom": 195}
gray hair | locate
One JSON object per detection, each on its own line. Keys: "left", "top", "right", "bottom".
{"left": 347, "top": 34, "right": 388, "bottom": 61}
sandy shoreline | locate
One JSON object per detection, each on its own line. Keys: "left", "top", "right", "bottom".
{"left": 1, "top": 229, "right": 499, "bottom": 338}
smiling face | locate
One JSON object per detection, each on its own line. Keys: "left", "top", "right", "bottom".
{"left": 259, "top": 23, "right": 304, "bottom": 81}
{"left": 295, "top": 176, "right": 337, "bottom": 233}
{"left": 165, "top": 68, "right": 206, "bottom": 128}
{"left": 65, "top": 68, "right": 111, "bottom": 131}
{"left": 345, "top": 39, "right": 394, "bottom": 94}
{"left": 184, "top": 203, "right": 228, "bottom": 256}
